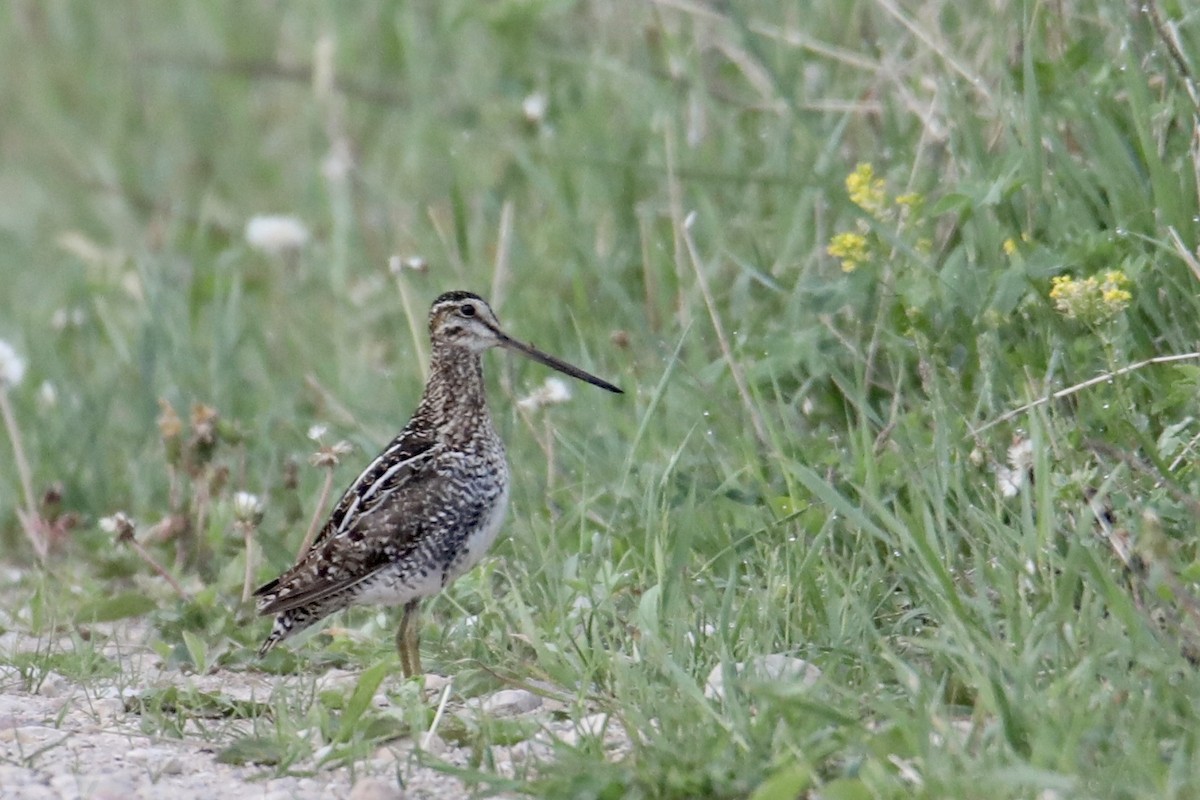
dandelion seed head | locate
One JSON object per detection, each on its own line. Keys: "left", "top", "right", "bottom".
{"left": 542, "top": 377, "right": 572, "bottom": 405}
{"left": 245, "top": 215, "right": 310, "bottom": 255}
{"left": 100, "top": 511, "right": 136, "bottom": 539}
{"left": 37, "top": 381, "right": 57, "bottom": 408}
{"left": 233, "top": 491, "right": 265, "bottom": 525}
{"left": 311, "top": 440, "right": 353, "bottom": 468}
{"left": 0, "top": 340, "right": 27, "bottom": 389}
{"left": 522, "top": 92, "right": 548, "bottom": 124}
{"left": 388, "top": 255, "right": 429, "bottom": 275}
{"left": 517, "top": 377, "right": 574, "bottom": 412}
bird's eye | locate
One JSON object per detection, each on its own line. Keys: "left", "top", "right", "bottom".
{"left": 459, "top": 304, "right": 476, "bottom": 317}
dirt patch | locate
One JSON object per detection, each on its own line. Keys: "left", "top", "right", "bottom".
{"left": 0, "top": 627, "right": 629, "bottom": 799}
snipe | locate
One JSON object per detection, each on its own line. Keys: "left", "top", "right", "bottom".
{"left": 255, "top": 290, "right": 622, "bottom": 676}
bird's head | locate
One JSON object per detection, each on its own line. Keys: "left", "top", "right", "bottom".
{"left": 426, "top": 290, "right": 623, "bottom": 394}
{"left": 429, "top": 291, "right": 504, "bottom": 353}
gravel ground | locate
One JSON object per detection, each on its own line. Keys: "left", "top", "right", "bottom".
{"left": 0, "top": 626, "right": 631, "bottom": 800}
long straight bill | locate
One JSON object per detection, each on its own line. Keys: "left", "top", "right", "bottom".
{"left": 499, "top": 334, "right": 623, "bottom": 394}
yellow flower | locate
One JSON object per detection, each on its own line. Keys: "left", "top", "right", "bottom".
{"left": 894, "top": 192, "right": 923, "bottom": 210}
{"left": 1100, "top": 270, "right": 1132, "bottom": 313}
{"left": 846, "top": 163, "right": 887, "bottom": 216}
{"left": 1050, "top": 270, "right": 1134, "bottom": 322}
{"left": 1103, "top": 270, "right": 1130, "bottom": 288}
{"left": 1102, "top": 286, "right": 1132, "bottom": 308}
{"left": 1002, "top": 238, "right": 1018, "bottom": 256}
{"left": 827, "top": 231, "right": 870, "bottom": 273}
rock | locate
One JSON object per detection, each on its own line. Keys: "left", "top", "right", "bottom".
{"left": 704, "top": 654, "right": 822, "bottom": 701}
{"left": 422, "top": 673, "right": 453, "bottom": 695}
{"left": 418, "top": 732, "right": 447, "bottom": 755}
{"left": 557, "top": 713, "right": 621, "bottom": 748}
{"left": 51, "top": 773, "right": 134, "bottom": 800}
{"left": 506, "top": 738, "right": 552, "bottom": 764}
{"left": 348, "top": 776, "right": 405, "bottom": 800}
{"left": 482, "top": 689, "right": 542, "bottom": 716}
{"left": 0, "top": 664, "right": 24, "bottom": 689}
{"left": 35, "top": 670, "right": 69, "bottom": 697}
{"left": 0, "top": 765, "right": 37, "bottom": 792}
{"left": 90, "top": 696, "right": 125, "bottom": 725}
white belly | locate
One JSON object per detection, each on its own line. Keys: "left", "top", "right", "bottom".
{"left": 449, "top": 479, "right": 510, "bottom": 581}
{"left": 352, "top": 478, "right": 511, "bottom": 607}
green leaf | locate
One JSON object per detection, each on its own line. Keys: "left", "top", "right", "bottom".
{"left": 336, "top": 659, "right": 390, "bottom": 742}
{"left": 75, "top": 592, "right": 157, "bottom": 623}
{"left": 749, "top": 763, "right": 813, "bottom": 800}
{"left": 818, "top": 778, "right": 873, "bottom": 800}
{"left": 636, "top": 583, "right": 661, "bottom": 633}
{"left": 182, "top": 630, "right": 208, "bottom": 673}
{"left": 929, "top": 192, "right": 972, "bottom": 216}
{"left": 216, "top": 735, "right": 286, "bottom": 766}
{"left": 130, "top": 686, "right": 269, "bottom": 719}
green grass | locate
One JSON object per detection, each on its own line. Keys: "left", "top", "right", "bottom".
{"left": 3, "top": 0, "right": 1200, "bottom": 797}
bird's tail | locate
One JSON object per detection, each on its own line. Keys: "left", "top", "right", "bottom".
{"left": 257, "top": 608, "right": 319, "bottom": 657}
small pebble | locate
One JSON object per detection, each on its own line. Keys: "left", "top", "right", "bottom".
{"left": 348, "top": 776, "right": 405, "bottom": 800}
{"left": 482, "top": 689, "right": 542, "bottom": 717}
{"left": 704, "top": 654, "right": 822, "bottom": 701}
{"left": 35, "top": 671, "right": 69, "bottom": 698}
{"left": 418, "top": 732, "right": 447, "bottom": 755}
{"left": 422, "top": 673, "right": 453, "bottom": 695}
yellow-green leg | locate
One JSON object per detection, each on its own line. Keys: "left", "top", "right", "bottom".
{"left": 395, "top": 599, "right": 423, "bottom": 678}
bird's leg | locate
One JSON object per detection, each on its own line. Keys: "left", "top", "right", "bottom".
{"left": 396, "top": 599, "right": 423, "bottom": 678}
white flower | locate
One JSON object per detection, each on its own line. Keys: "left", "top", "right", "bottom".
{"left": 100, "top": 512, "right": 136, "bottom": 539}
{"left": 522, "top": 92, "right": 548, "bottom": 124}
{"left": 321, "top": 138, "right": 353, "bottom": 183}
{"left": 0, "top": 340, "right": 26, "bottom": 389}
{"left": 307, "top": 423, "right": 328, "bottom": 442}
{"left": 232, "top": 491, "right": 265, "bottom": 525}
{"left": 50, "top": 307, "right": 86, "bottom": 331}
{"left": 542, "top": 377, "right": 571, "bottom": 404}
{"left": 517, "top": 377, "right": 573, "bottom": 412}
{"left": 996, "top": 466, "right": 1023, "bottom": 498}
{"left": 997, "top": 435, "right": 1033, "bottom": 498}
{"left": 37, "top": 381, "right": 57, "bottom": 408}
{"left": 245, "top": 215, "right": 310, "bottom": 255}
{"left": 387, "top": 255, "right": 428, "bottom": 275}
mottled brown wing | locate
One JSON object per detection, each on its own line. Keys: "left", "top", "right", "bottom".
{"left": 253, "top": 436, "right": 440, "bottom": 615}
{"left": 306, "top": 426, "right": 438, "bottom": 554}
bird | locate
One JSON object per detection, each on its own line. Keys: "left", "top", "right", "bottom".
{"left": 254, "top": 290, "right": 622, "bottom": 677}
